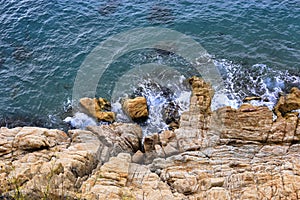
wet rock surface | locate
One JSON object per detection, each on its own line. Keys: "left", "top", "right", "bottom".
{"left": 79, "top": 97, "right": 115, "bottom": 122}
{"left": 274, "top": 87, "right": 300, "bottom": 117}
{"left": 1, "top": 77, "right": 300, "bottom": 199}
{"left": 122, "top": 97, "right": 149, "bottom": 121}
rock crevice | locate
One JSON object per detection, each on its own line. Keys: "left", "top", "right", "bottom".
{"left": 1, "top": 77, "right": 300, "bottom": 199}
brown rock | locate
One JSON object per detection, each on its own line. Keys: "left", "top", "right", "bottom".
{"left": 217, "top": 104, "right": 273, "bottom": 142}
{"left": 269, "top": 112, "right": 299, "bottom": 142}
{"left": 80, "top": 97, "right": 115, "bottom": 122}
{"left": 131, "top": 150, "right": 144, "bottom": 163}
{"left": 81, "top": 154, "right": 178, "bottom": 200}
{"left": 95, "top": 111, "right": 115, "bottom": 123}
{"left": 167, "top": 121, "right": 179, "bottom": 130}
{"left": 123, "top": 97, "right": 148, "bottom": 121}
{"left": 98, "top": 97, "right": 111, "bottom": 111}
{"left": 0, "top": 127, "right": 21, "bottom": 157}
{"left": 243, "top": 96, "right": 262, "bottom": 102}
{"left": 274, "top": 87, "right": 300, "bottom": 117}
{"left": 1, "top": 77, "right": 300, "bottom": 200}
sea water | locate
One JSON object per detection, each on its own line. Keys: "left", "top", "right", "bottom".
{"left": 0, "top": 0, "right": 299, "bottom": 132}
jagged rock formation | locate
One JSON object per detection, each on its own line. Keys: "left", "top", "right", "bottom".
{"left": 0, "top": 77, "right": 300, "bottom": 199}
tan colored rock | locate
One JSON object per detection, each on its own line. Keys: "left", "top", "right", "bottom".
{"left": 14, "top": 127, "right": 68, "bottom": 150}
{"left": 0, "top": 127, "right": 21, "bottom": 157}
{"left": 94, "top": 111, "right": 115, "bottom": 123}
{"left": 81, "top": 154, "right": 179, "bottom": 200}
{"left": 269, "top": 112, "right": 299, "bottom": 142}
{"left": 80, "top": 97, "right": 115, "bottom": 122}
{"left": 123, "top": 96, "right": 148, "bottom": 120}
{"left": 0, "top": 126, "right": 100, "bottom": 199}
{"left": 1, "top": 78, "right": 300, "bottom": 200}
{"left": 296, "top": 118, "right": 300, "bottom": 140}
{"left": 243, "top": 96, "right": 262, "bottom": 102}
{"left": 132, "top": 150, "right": 144, "bottom": 163}
{"left": 87, "top": 123, "right": 143, "bottom": 162}
{"left": 216, "top": 104, "right": 273, "bottom": 142}
{"left": 274, "top": 87, "right": 300, "bottom": 117}
{"left": 80, "top": 97, "right": 101, "bottom": 115}
{"left": 188, "top": 76, "right": 214, "bottom": 113}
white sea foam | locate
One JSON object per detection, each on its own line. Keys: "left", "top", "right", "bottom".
{"left": 213, "top": 59, "right": 300, "bottom": 114}
{"left": 64, "top": 112, "right": 97, "bottom": 129}
{"left": 63, "top": 59, "right": 299, "bottom": 134}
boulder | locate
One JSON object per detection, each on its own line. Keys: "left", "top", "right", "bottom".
{"left": 274, "top": 87, "right": 300, "bottom": 117}
{"left": 1, "top": 78, "right": 300, "bottom": 200}
{"left": 122, "top": 97, "right": 149, "bottom": 121}
{"left": 80, "top": 97, "right": 115, "bottom": 122}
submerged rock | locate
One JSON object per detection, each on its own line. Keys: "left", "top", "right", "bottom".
{"left": 147, "top": 6, "right": 174, "bottom": 25}
{"left": 79, "top": 97, "right": 115, "bottom": 122}
{"left": 122, "top": 97, "right": 149, "bottom": 121}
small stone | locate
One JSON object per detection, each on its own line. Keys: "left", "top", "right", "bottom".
{"left": 168, "top": 121, "right": 179, "bottom": 130}
{"left": 210, "top": 178, "right": 224, "bottom": 187}
{"left": 243, "top": 96, "right": 262, "bottom": 102}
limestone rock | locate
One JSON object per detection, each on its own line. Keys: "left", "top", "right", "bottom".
{"left": 274, "top": 87, "right": 300, "bottom": 117}
{"left": 269, "top": 112, "right": 299, "bottom": 142}
{"left": 123, "top": 97, "right": 148, "bottom": 121}
{"left": 80, "top": 97, "right": 115, "bottom": 122}
{"left": 132, "top": 150, "right": 144, "bottom": 164}
{"left": 0, "top": 127, "right": 21, "bottom": 157}
{"left": 0, "top": 127, "right": 100, "bottom": 199}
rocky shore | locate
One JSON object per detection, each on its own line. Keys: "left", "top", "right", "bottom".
{"left": 0, "top": 77, "right": 300, "bottom": 200}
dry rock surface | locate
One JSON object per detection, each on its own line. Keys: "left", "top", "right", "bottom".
{"left": 1, "top": 76, "right": 300, "bottom": 200}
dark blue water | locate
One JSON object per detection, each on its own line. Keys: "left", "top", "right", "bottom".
{"left": 0, "top": 0, "right": 299, "bottom": 129}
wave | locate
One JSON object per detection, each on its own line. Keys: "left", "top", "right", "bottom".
{"left": 214, "top": 59, "right": 300, "bottom": 111}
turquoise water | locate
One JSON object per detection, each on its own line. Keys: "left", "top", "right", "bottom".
{"left": 0, "top": 0, "right": 299, "bottom": 129}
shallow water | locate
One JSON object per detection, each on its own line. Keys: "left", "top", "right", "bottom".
{"left": 0, "top": 0, "right": 299, "bottom": 130}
